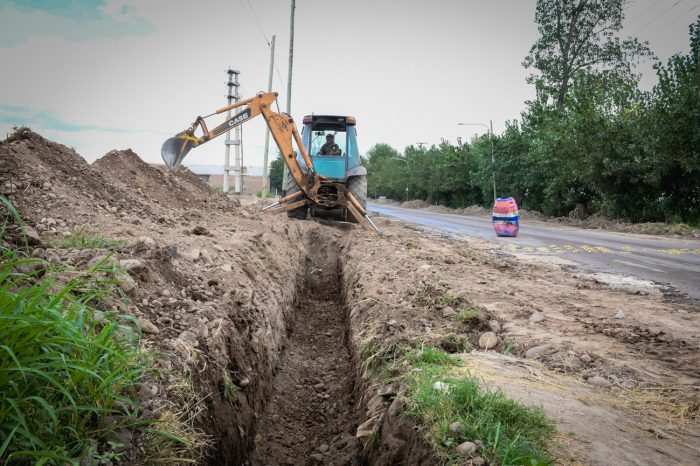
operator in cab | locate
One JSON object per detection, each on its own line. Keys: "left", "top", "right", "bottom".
{"left": 319, "top": 134, "right": 341, "bottom": 156}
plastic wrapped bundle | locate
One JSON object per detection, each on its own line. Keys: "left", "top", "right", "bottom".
{"left": 492, "top": 197, "right": 519, "bottom": 237}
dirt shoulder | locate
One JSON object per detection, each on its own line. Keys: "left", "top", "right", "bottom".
{"left": 342, "top": 218, "right": 699, "bottom": 465}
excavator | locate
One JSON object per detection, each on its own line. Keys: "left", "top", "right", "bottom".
{"left": 161, "top": 91, "right": 379, "bottom": 233}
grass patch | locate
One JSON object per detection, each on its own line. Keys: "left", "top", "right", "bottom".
{"left": 0, "top": 198, "right": 147, "bottom": 464}
{"left": 360, "top": 340, "right": 408, "bottom": 382}
{"left": 408, "top": 346, "right": 460, "bottom": 367}
{"left": 404, "top": 347, "right": 555, "bottom": 465}
{"left": 53, "top": 228, "right": 124, "bottom": 250}
{"left": 454, "top": 309, "right": 481, "bottom": 324}
{"left": 0, "top": 249, "right": 145, "bottom": 463}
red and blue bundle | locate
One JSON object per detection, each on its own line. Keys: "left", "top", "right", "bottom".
{"left": 492, "top": 197, "right": 519, "bottom": 237}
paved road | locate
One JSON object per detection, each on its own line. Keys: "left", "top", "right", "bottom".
{"left": 369, "top": 203, "right": 700, "bottom": 301}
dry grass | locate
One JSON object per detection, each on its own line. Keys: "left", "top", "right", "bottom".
{"left": 458, "top": 354, "right": 700, "bottom": 458}
{"left": 141, "top": 374, "right": 212, "bottom": 465}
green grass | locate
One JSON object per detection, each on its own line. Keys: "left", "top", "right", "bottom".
{"left": 408, "top": 347, "right": 460, "bottom": 367}
{"left": 0, "top": 199, "right": 147, "bottom": 465}
{"left": 53, "top": 228, "right": 124, "bottom": 250}
{"left": 454, "top": 309, "right": 481, "bottom": 324}
{"left": 404, "top": 347, "right": 555, "bottom": 465}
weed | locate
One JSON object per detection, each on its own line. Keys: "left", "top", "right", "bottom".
{"left": 0, "top": 203, "right": 148, "bottom": 464}
{"left": 441, "top": 334, "right": 470, "bottom": 353}
{"left": 141, "top": 373, "right": 211, "bottom": 464}
{"left": 53, "top": 227, "right": 124, "bottom": 250}
{"left": 413, "top": 282, "right": 438, "bottom": 309}
{"left": 404, "top": 347, "right": 555, "bottom": 465}
{"left": 503, "top": 339, "right": 515, "bottom": 356}
{"left": 455, "top": 308, "right": 481, "bottom": 324}
{"left": 438, "top": 292, "right": 463, "bottom": 308}
{"left": 408, "top": 346, "right": 460, "bottom": 367}
{"left": 141, "top": 411, "right": 211, "bottom": 465}
{"left": 365, "top": 429, "right": 381, "bottom": 448}
{"left": 222, "top": 370, "right": 240, "bottom": 404}
{"left": 360, "top": 341, "right": 382, "bottom": 375}
{"left": 84, "top": 441, "right": 124, "bottom": 465}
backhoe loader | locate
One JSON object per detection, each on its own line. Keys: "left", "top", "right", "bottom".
{"left": 161, "top": 91, "right": 379, "bottom": 233}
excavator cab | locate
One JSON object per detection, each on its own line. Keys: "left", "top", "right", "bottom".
{"left": 286, "top": 115, "right": 367, "bottom": 221}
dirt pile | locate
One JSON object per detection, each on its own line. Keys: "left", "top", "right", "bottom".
{"left": 0, "top": 129, "right": 156, "bottom": 232}
{"left": 93, "top": 149, "right": 234, "bottom": 212}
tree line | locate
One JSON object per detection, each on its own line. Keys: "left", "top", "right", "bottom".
{"left": 365, "top": 2, "right": 699, "bottom": 224}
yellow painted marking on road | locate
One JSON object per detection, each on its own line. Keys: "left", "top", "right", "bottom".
{"left": 620, "top": 246, "right": 634, "bottom": 254}
{"left": 594, "top": 246, "right": 613, "bottom": 254}
{"left": 694, "top": 249, "right": 700, "bottom": 255}
{"left": 659, "top": 248, "right": 690, "bottom": 255}
{"left": 563, "top": 244, "right": 581, "bottom": 253}
{"left": 549, "top": 244, "right": 565, "bottom": 253}
{"left": 537, "top": 246, "right": 551, "bottom": 253}
{"left": 580, "top": 245, "right": 598, "bottom": 253}
{"left": 522, "top": 246, "right": 535, "bottom": 253}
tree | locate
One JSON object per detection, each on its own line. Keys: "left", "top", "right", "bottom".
{"left": 269, "top": 155, "right": 284, "bottom": 191}
{"left": 523, "top": 0, "right": 652, "bottom": 109}
{"left": 364, "top": 143, "right": 403, "bottom": 199}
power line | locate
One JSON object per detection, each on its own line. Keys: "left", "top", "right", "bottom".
{"left": 633, "top": 0, "right": 685, "bottom": 33}
{"left": 246, "top": 0, "right": 270, "bottom": 45}
{"left": 629, "top": 0, "right": 663, "bottom": 21}
{"left": 654, "top": 3, "right": 700, "bottom": 33}
{"left": 236, "top": 0, "right": 286, "bottom": 91}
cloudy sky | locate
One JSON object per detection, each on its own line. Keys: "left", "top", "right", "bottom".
{"left": 1, "top": 0, "right": 698, "bottom": 169}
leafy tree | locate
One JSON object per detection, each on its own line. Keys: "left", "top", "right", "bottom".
{"left": 523, "top": 0, "right": 652, "bottom": 109}
{"left": 364, "top": 143, "right": 403, "bottom": 199}
{"left": 642, "top": 17, "right": 700, "bottom": 222}
{"left": 269, "top": 155, "right": 284, "bottom": 191}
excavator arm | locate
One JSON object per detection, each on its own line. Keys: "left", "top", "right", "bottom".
{"left": 161, "top": 92, "right": 380, "bottom": 233}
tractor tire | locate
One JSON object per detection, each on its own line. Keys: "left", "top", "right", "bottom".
{"left": 346, "top": 175, "right": 367, "bottom": 222}
{"left": 285, "top": 172, "right": 308, "bottom": 220}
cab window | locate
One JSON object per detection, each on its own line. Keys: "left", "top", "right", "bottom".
{"left": 310, "top": 130, "right": 346, "bottom": 156}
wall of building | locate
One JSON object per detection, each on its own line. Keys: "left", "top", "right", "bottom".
{"left": 207, "top": 175, "right": 268, "bottom": 195}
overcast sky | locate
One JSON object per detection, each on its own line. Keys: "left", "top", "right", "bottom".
{"left": 1, "top": 0, "right": 698, "bottom": 169}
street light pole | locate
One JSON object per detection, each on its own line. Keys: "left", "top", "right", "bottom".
{"left": 457, "top": 122, "right": 496, "bottom": 201}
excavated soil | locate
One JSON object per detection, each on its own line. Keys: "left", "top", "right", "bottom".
{"left": 2, "top": 129, "right": 699, "bottom": 466}
{"left": 251, "top": 231, "right": 360, "bottom": 465}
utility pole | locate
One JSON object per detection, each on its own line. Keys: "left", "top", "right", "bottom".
{"left": 489, "top": 119, "right": 496, "bottom": 201}
{"left": 281, "top": 0, "right": 295, "bottom": 192}
{"left": 262, "top": 35, "right": 276, "bottom": 197}
{"left": 223, "top": 69, "right": 239, "bottom": 193}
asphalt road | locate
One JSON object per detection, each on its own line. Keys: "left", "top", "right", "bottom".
{"left": 369, "top": 203, "right": 700, "bottom": 301}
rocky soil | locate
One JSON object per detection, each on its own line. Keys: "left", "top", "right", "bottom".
{"left": 1, "top": 129, "right": 698, "bottom": 466}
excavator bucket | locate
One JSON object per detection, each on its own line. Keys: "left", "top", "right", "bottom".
{"left": 161, "top": 134, "right": 196, "bottom": 169}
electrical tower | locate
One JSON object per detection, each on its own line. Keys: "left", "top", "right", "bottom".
{"left": 223, "top": 69, "right": 242, "bottom": 194}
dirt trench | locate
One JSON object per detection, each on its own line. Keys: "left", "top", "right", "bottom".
{"left": 201, "top": 226, "right": 433, "bottom": 466}
{"left": 247, "top": 230, "right": 361, "bottom": 465}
